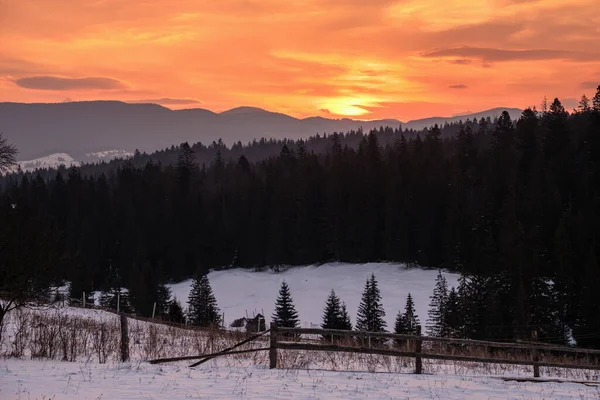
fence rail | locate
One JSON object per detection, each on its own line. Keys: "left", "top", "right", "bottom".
{"left": 270, "top": 324, "right": 600, "bottom": 378}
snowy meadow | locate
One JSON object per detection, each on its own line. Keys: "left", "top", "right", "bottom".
{"left": 1, "top": 263, "right": 600, "bottom": 399}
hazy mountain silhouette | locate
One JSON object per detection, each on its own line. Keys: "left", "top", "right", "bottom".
{"left": 0, "top": 101, "right": 521, "bottom": 160}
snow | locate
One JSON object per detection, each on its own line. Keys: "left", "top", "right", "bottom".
{"left": 85, "top": 149, "right": 134, "bottom": 161}
{"left": 13, "top": 153, "right": 80, "bottom": 172}
{"left": 3, "top": 149, "right": 134, "bottom": 174}
{"left": 168, "top": 263, "right": 460, "bottom": 330}
{"left": 1, "top": 358, "right": 598, "bottom": 399}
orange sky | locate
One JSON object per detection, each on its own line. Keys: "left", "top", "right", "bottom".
{"left": 1, "top": 0, "right": 599, "bottom": 120}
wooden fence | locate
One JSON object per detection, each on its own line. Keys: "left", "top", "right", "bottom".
{"left": 269, "top": 323, "right": 600, "bottom": 378}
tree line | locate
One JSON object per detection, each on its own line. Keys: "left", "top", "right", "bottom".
{"left": 1, "top": 87, "right": 600, "bottom": 347}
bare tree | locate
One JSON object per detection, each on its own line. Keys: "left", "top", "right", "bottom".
{"left": 0, "top": 132, "right": 18, "bottom": 173}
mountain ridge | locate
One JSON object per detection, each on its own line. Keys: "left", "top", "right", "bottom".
{"left": 0, "top": 101, "right": 522, "bottom": 160}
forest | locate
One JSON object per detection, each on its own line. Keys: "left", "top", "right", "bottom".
{"left": 1, "top": 86, "right": 600, "bottom": 347}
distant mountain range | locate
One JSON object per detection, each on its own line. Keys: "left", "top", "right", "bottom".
{"left": 0, "top": 101, "right": 522, "bottom": 162}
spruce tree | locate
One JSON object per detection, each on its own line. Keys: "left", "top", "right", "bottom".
{"left": 395, "top": 293, "right": 419, "bottom": 335}
{"left": 340, "top": 301, "right": 353, "bottom": 331}
{"left": 187, "top": 274, "right": 221, "bottom": 327}
{"left": 167, "top": 298, "right": 186, "bottom": 324}
{"left": 322, "top": 289, "right": 342, "bottom": 329}
{"left": 444, "top": 287, "right": 461, "bottom": 338}
{"left": 356, "top": 274, "right": 387, "bottom": 332}
{"left": 156, "top": 284, "right": 172, "bottom": 316}
{"left": 272, "top": 280, "right": 299, "bottom": 328}
{"left": 593, "top": 85, "right": 600, "bottom": 112}
{"left": 427, "top": 271, "right": 448, "bottom": 336}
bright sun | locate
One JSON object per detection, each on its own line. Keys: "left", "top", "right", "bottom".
{"left": 321, "top": 97, "right": 370, "bottom": 116}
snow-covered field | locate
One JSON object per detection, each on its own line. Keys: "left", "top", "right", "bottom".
{"left": 2, "top": 358, "right": 599, "bottom": 400}
{"left": 2, "top": 263, "right": 599, "bottom": 399}
{"left": 168, "top": 263, "right": 460, "bottom": 329}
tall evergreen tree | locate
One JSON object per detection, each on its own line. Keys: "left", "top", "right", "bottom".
{"left": 187, "top": 274, "right": 221, "bottom": 327}
{"left": 356, "top": 274, "right": 387, "bottom": 332}
{"left": 443, "top": 287, "right": 462, "bottom": 338}
{"left": 322, "top": 289, "right": 343, "bottom": 329}
{"left": 395, "top": 293, "right": 420, "bottom": 335}
{"left": 272, "top": 280, "right": 299, "bottom": 328}
{"left": 340, "top": 301, "right": 353, "bottom": 331}
{"left": 427, "top": 271, "right": 448, "bottom": 336}
{"left": 167, "top": 298, "right": 186, "bottom": 324}
{"left": 593, "top": 85, "right": 600, "bottom": 112}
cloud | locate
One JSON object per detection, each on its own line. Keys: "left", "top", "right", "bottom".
{"left": 580, "top": 81, "right": 599, "bottom": 90}
{"left": 449, "top": 84, "right": 468, "bottom": 89}
{"left": 129, "top": 97, "right": 201, "bottom": 105}
{"left": 14, "top": 76, "right": 127, "bottom": 91}
{"left": 422, "top": 47, "right": 598, "bottom": 62}
{"left": 447, "top": 59, "right": 472, "bottom": 65}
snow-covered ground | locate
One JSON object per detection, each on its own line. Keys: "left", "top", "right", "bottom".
{"left": 1, "top": 358, "right": 598, "bottom": 400}
{"left": 168, "top": 263, "right": 460, "bottom": 329}
{"left": 14, "top": 152, "right": 80, "bottom": 172}
{"left": 5, "top": 149, "right": 134, "bottom": 173}
{"left": 3, "top": 264, "right": 599, "bottom": 399}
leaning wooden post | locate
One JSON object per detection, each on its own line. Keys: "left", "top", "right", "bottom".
{"left": 120, "top": 314, "right": 130, "bottom": 362}
{"left": 269, "top": 322, "right": 278, "bottom": 369}
{"left": 531, "top": 330, "right": 540, "bottom": 378}
{"left": 415, "top": 325, "right": 422, "bottom": 374}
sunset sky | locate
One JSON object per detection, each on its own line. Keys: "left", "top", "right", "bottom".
{"left": 1, "top": 0, "right": 599, "bottom": 120}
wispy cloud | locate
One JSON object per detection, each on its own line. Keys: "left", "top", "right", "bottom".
{"left": 128, "top": 97, "right": 201, "bottom": 105}
{"left": 422, "top": 47, "right": 598, "bottom": 62}
{"left": 15, "top": 76, "right": 126, "bottom": 91}
{"left": 449, "top": 84, "right": 468, "bottom": 89}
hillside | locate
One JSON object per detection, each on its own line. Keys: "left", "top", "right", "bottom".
{"left": 168, "top": 263, "right": 460, "bottom": 329}
{"left": 0, "top": 100, "right": 520, "bottom": 160}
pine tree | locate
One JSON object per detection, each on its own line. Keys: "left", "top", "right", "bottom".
{"left": 395, "top": 293, "right": 420, "bottom": 335}
{"left": 167, "top": 298, "right": 186, "bottom": 324}
{"left": 593, "top": 85, "right": 600, "bottom": 112}
{"left": 272, "top": 280, "right": 299, "bottom": 328}
{"left": 322, "top": 289, "right": 342, "bottom": 329}
{"left": 187, "top": 274, "right": 221, "bottom": 327}
{"left": 444, "top": 287, "right": 462, "bottom": 338}
{"left": 340, "top": 302, "right": 353, "bottom": 331}
{"left": 427, "top": 271, "right": 448, "bottom": 336}
{"left": 578, "top": 94, "right": 591, "bottom": 113}
{"left": 156, "top": 284, "right": 172, "bottom": 316}
{"left": 356, "top": 274, "right": 387, "bottom": 332}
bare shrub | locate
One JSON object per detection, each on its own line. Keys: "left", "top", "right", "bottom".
{"left": 10, "top": 308, "right": 31, "bottom": 358}
{"left": 91, "top": 320, "right": 117, "bottom": 363}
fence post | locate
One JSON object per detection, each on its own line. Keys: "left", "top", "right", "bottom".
{"left": 415, "top": 325, "right": 422, "bottom": 374}
{"left": 269, "top": 322, "right": 278, "bottom": 369}
{"left": 152, "top": 302, "right": 156, "bottom": 319}
{"left": 120, "top": 314, "right": 129, "bottom": 362}
{"left": 532, "top": 330, "right": 540, "bottom": 378}
{"left": 117, "top": 292, "right": 120, "bottom": 313}
{"left": 83, "top": 291, "right": 85, "bottom": 308}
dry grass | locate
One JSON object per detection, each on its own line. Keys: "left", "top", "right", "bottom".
{"left": 2, "top": 307, "right": 599, "bottom": 381}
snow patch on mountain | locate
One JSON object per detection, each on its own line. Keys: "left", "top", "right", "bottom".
{"left": 16, "top": 153, "right": 79, "bottom": 172}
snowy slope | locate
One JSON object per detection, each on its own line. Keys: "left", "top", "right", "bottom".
{"left": 15, "top": 153, "right": 80, "bottom": 172}
{"left": 168, "top": 262, "right": 460, "bottom": 330}
{"left": 2, "top": 358, "right": 598, "bottom": 400}
{"left": 6, "top": 149, "right": 133, "bottom": 173}
{"left": 84, "top": 149, "right": 133, "bottom": 162}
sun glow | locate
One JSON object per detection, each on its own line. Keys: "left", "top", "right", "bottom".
{"left": 319, "top": 97, "right": 373, "bottom": 116}
{"left": 1, "top": 0, "right": 598, "bottom": 120}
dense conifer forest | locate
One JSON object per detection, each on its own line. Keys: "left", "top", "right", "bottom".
{"left": 1, "top": 87, "right": 600, "bottom": 347}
